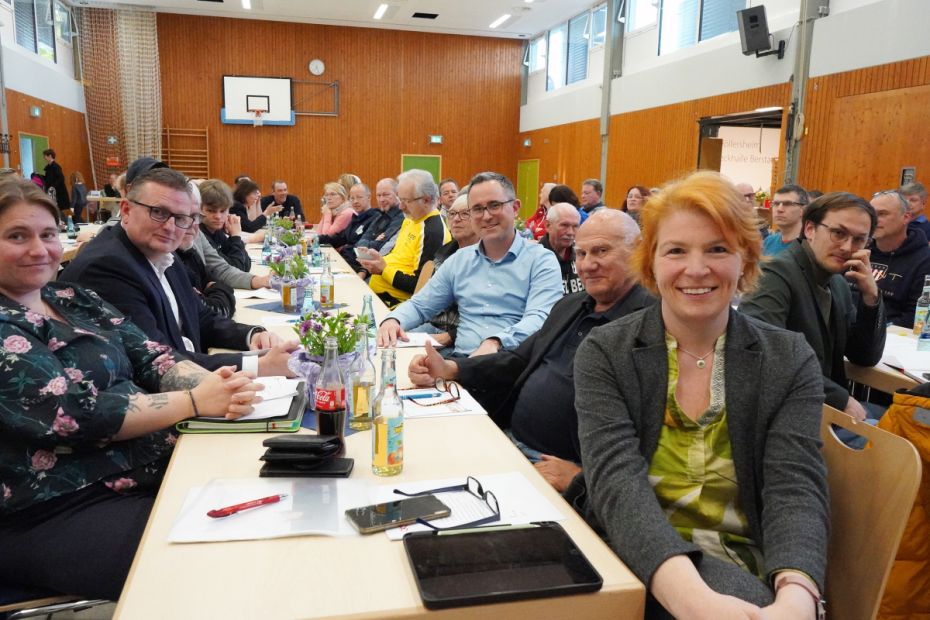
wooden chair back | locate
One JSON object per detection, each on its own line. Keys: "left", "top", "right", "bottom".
{"left": 821, "top": 405, "right": 922, "bottom": 620}
{"left": 414, "top": 260, "right": 434, "bottom": 294}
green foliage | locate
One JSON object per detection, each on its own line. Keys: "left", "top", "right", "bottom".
{"left": 279, "top": 230, "right": 302, "bottom": 246}
{"left": 294, "top": 310, "right": 363, "bottom": 356}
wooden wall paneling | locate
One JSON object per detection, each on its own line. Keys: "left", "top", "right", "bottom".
{"left": 606, "top": 83, "right": 790, "bottom": 202}
{"left": 157, "top": 14, "right": 521, "bottom": 224}
{"left": 800, "top": 56, "right": 930, "bottom": 196}
{"left": 825, "top": 84, "right": 930, "bottom": 195}
{"left": 517, "top": 118, "right": 601, "bottom": 201}
{"left": 5, "top": 89, "right": 93, "bottom": 190}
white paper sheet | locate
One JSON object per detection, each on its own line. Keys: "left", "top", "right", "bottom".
{"left": 375, "top": 471, "right": 565, "bottom": 540}
{"left": 392, "top": 332, "right": 441, "bottom": 348}
{"left": 880, "top": 332, "right": 930, "bottom": 381}
{"left": 398, "top": 386, "right": 487, "bottom": 419}
{"left": 260, "top": 314, "right": 301, "bottom": 327}
{"left": 234, "top": 287, "right": 281, "bottom": 300}
{"left": 169, "top": 478, "right": 368, "bottom": 542}
{"left": 233, "top": 377, "right": 300, "bottom": 421}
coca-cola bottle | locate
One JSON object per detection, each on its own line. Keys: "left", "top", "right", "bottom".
{"left": 314, "top": 336, "right": 346, "bottom": 437}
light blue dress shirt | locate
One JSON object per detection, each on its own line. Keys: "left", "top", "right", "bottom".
{"left": 387, "top": 233, "right": 563, "bottom": 355}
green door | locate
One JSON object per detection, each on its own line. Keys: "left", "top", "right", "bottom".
{"left": 401, "top": 154, "right": 441, "bottom": 183}
{"left": 516, "top": 159, "right": 540, "bottom": 220}
{"left": 18, "top": 133, "right": 50, "bottom": 179}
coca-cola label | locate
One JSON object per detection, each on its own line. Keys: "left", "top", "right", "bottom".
{"left": 315, "top": 386, "right": 345, "bottom": 411}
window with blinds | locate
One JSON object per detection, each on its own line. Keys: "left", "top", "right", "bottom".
{"left": 700, "top": 0, "right": 743, "bottom": 41}
{"left": 659, "top": 0, "right": 745, "bottom": 55}
{"left": 566, "top": 12, "right": 589, "bottom": 84}
{"left": 13, "top": 0, "right": 57, "bottom": 61}
{"left": 14, "top": 0, "right": 37, "bottom": 53}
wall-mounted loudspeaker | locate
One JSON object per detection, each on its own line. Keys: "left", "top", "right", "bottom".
{"left": 737, "top": 6, "right": 771, "bottom": 55}
{"left": 737, "top": 5, "right": 785, "bottom": 60}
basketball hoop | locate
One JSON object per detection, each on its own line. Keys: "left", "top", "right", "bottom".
{"left": 250, "top": 110, "right": 264, "bottom": 127}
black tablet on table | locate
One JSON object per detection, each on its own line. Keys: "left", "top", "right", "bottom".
{"left": 403, "top": 521, "right": 602, "bottom": 609}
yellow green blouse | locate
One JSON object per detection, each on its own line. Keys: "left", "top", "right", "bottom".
{"left": 647, "top": 333, "right": 764, "bottom": 579}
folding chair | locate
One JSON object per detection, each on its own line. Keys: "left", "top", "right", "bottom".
{"left": 820, "top": 405, "right": 922, "bottom": 620}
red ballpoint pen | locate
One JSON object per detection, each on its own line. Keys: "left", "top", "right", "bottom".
{"left": 207, "top": 493, "right": 288, "bottom": 518}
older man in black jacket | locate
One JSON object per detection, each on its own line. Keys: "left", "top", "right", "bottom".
{"left": 407, "top": 210, "right": 652, "bottom": 492}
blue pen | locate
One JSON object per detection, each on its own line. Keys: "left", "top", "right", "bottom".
{"left": 400, "top": 392, "right": 443, "bottom": 400}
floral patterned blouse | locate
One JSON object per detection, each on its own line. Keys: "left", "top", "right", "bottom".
{"left": 0, "top": 282, "right": 185, "bottom": 515}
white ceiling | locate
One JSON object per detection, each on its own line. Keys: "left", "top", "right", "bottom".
{"left": 80, "top": 0, "right": 600, "bottom": 39}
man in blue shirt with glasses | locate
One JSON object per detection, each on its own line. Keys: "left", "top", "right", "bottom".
{"left": 378, "top": 171, "right": 562, "bottom": 357}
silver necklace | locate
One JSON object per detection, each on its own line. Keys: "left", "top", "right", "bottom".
{"left": 677, "top": 346, "right": 713, "bottom": 369}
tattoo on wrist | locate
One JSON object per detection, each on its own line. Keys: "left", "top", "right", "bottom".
{"left": 161, "top": 361, "right": 209, "bottom": 391}
{"left": 126, "top": 394, "right": 142, "bottom": 415}
{"left": 149, "top": 393, "right": 170, "bottom": 409}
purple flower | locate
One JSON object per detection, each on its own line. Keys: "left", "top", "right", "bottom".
{"left": 312, "top": 322, "right": 323, "bottom": 333}
{"left": 298, "top": 320, "right": 313, "bottom": 337}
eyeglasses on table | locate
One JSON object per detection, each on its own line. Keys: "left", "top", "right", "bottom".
{"left": 394, "top": 476, "right": 500, "bottom": 531}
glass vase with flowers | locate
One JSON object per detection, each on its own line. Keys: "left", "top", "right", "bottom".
{"left": 288, "top": 310, "right": 365, "bottom": 401}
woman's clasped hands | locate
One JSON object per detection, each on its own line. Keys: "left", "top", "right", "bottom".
{"left": 191, "top": 366, "right": 265, "bottom": 419}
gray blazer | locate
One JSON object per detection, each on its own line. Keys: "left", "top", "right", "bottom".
{"left": 574, "top": 304, "right": 828, "bottom": 592}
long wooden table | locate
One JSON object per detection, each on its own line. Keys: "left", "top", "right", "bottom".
{"left": 845, "top": 326, "right": 920, "bottom": 394}
{"left": 114, "top": 249, "right": 645, "bottom": 619}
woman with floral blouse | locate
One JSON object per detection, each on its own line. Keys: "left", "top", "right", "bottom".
{"left": 0, "top": 178, "right": 262, "bottom": 600}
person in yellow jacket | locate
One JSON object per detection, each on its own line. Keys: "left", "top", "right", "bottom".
{"left": 877, "top": 387, "right": 930, "bottom": 620}
{"left": 359, "top": 169, "right": 449, "bottom": 307}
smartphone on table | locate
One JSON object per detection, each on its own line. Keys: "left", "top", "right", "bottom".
{"left": 345, "top": 495, "right": 450, "bottom": 534}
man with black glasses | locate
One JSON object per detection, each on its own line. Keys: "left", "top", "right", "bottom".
{"left": 377, "top": 171, "right": 562, "bottom": 357}
{"left": 61, "top": 167, "right": 297, "bottom": 375}
{"left": 869, "top": 189, "right": 930, "bottom": 327}
{"left": 741, "top": 193, "right": 886, "bottom": 427}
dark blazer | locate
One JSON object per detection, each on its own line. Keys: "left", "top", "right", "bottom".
{"left": 322, "top": 208, "right": 380, "bottom": 249}
{"left": 176, "top": 247, "right": 236, "bottom": 319}
{"left": 739, "top": 240, "right": 886, "bottom": 410}
{"left": 230, "top": 201, "right": 266, "bottom": 233}
{"left": 43, "top": 160, "right": 69, "bottom": 213}
{"left": 455, "top": 285, "right": 653, "bottom": 429}
{"left": 574, "top": 304, "right": 828, "bottom": 594}
{"left": 260, "top": 194, "right": 304, "bottom": 220}
{"left": 59, "top": 225, "right": 254, "bottom": 370}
